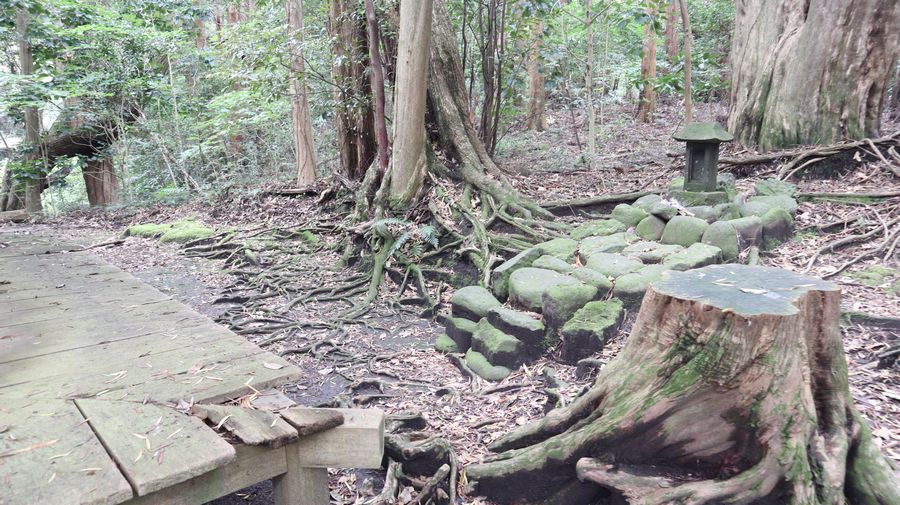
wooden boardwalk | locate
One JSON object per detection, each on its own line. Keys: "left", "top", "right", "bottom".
{"left": 0, "top": 232, "right": 383, "bottom": 505}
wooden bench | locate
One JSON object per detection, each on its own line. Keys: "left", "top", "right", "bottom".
{"left": 0, "top": 233, "right": 383, "bottom": 505}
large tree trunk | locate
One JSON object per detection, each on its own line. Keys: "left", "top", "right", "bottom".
{"left": 388, "top": 0, "right": 433, "bottom": 207}
{"left": 82, "top": 158, "right": 119, "bottom": 206}
{"left": 364, "top": 0, "right": 389, "bottom": 175}
{"left": 525, "top": 21, "right": 547, "bottom": 132}
{"left": 467, "top": 265, "right": 900, "bottom": 504}
{"left": 636, "top": 8, "right": 657, "bottom": 123}
{"left": 663, "top": 0, "right": 679, "bottom": 64}
{"left": 17, "top": 9, "right": 42, "bottom": 215}
{"left": 286, "top": 0, "right": 317, "bottom": 185}
{"left": 329, "top": 0, "right": 377, "bottom": 181}
{"left": 679, "top": 0, "right": 692, "bottom": 124}
{"left": 729, "top": 0, "right": 900, "bottom": 151}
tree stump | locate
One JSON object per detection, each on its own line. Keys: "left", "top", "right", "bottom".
{"left": 466, "top": 265, "right": 900, "bottom": 504}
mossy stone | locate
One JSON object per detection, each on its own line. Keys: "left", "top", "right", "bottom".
{"left": 585, "top": 253, "right": 643, "bottom": 278}
{"left": 559, "top": 299, "right": 625, "bottom": 363}
{"left": 649, "top": 201, "right": 678, "bottom": 221}
{"left": 633, "top": 194, "right": 662, "bottom": 212}
{"left": 685, "top": 206, "right": 717, "bottom": 223}
{"left": 445, "top": 316, "right": 478, "bottom": 350}
{"left": 451, "top": 286, "right": 501, "bottom": 321}
{"left": 508, "top": 268, "right": 580, "bottom": 311}
{"left": 663, "top": 243, "right": 722, "bottom": 271}
{"left": 126, "top": 223, "right": 174, "bottom": 239}
{"left": 536, "top": 238, "right": 579, "bottom": 261}
{"left": 714, "top": 203, "right": 742, "bottom": 220}
{"left": 465, "top": 349, "right": 511, "bottom": 381}
{"left": 701, "top": 221, "right": 740, "bottom": 261}
{"left": 740, "top": 195, "right": 799, "bottom": 218}
{"left": 532, "top": 255, "right": 574, "bottom": 273}
{"left": 541, "top": 282, "right": 598, "bottom": 331}
{"left": 578, "top": 232, "right": 638, "bottom": 259}
{"left": 611, "top": 204, "right": 649, "bottom": 228}
{"left": 127, "top": 220, "right": 215, "bottom": 244}
{"left": 613, "top": 265, "right": 669, "bottom": 309}
{"left": 487, "top": 307, "right": 545, "bottom": 348}
{"left": 622, "top": 241, "right": 684, "bottom": 264}
{"left": 754, "top": 178, "right": 796, "bottom": 197}
{"left": 434, "top": 334, "right": 459, "bottom": 354}
{"left": 729, "top": 216, "right": 763, "bottom": 248}
{"left": 570, "top": 219, "right": 627, "bottom": 240}
{"left": 635, "top": 215, "right": 666, "bottom": 241}
{"left": 668, "top": 189, "right": 729, "bottom": 207}
{"left": 470, "top": 319, "right": 527, "bottom": 368}
{"left": 490, "top": 247, "right": 542, "bottom": 299}
{"left": 660, "top": 216, "right": 709, "bottom": 247}
{"left": 569, "top": 267, "right": 613, "bottom": 296}
{"left": 760, "top": 207, "right": 794, "bottom": 249}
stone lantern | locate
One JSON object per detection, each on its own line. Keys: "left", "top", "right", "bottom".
{"left": 673, "top": 122, "right": 734, "bottom": 192}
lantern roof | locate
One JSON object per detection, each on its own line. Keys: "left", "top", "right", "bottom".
{"left": 673, "top": 122, "right": 734, "bottom": 143}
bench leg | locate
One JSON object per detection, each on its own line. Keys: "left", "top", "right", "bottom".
{"left": 273, "top": 445, "right": 329, "bottom": 505}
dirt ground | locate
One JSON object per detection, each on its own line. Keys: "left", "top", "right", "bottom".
{"left": 10, "top": 99, "right": 899, "bottom": 504}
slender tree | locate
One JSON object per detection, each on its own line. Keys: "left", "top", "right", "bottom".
{"left": 679, "top": 0, "right": 692, "bottom": 124}
{"left": 364, "top": 0, "right": 389, "bottom": 175}
{"left": 525, "top": 21, "right": 547, "bottom": 131}
{"left": 584, "top": 0, "right": 596, "bottom": 162}
{"left": 17, "top": 8, "right": 42, "bottom": 214}
{"left": 636, "top": 6, "right": 657, "bottom": 123}
{"left": 663, "top": 0, "right": 679, "bottom": 63}
{"left": 388, "top": 0, "right": 433, "bottom": 207}
{"left": 729, "top": 0, "right": 900, "bottom": 150}
{"left": 286, "top": 0, "right": 317, "bottom": 185}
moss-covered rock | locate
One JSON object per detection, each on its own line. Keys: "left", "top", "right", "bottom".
{"left": 635, "top": 215, "right": 666, "bottom": 241}
{"left": 532, "top": 255, "right": 574, "bottom": 273}
{"left": 508, "top": 268, "right": 580, "bottom": 311}
{"left": 754, "top": 178, "right": 796, "bottom": 197}
{"left": 585, "top": 253, "right": 643, "bottom": 278}
{"left": 578, "top": 232, "right": 638, "bottom": 259}
{"left": 490, "top": 247, "right": 542, "bottom": 299}
{"left": 434, "top": 334, "right": 459, "bottom": 354}
{"left": 649, "top": 201, "right": 678, "bottom": 221}
{"left": 611, "top": 204, "right": 649, "bottom": 228}
{"left": 632, "top": 194, "right": 662, "bottom": 213}
{"left": 445, "top": 316, "right": 478, "bottom": 350}
{"left": 559, "top": 298, "right": 624, "bottom": 363}
{"left": 451, "top": 286, "right": 501, "bottom": 321}
{"left": 465, "top": 349, "right": 511, "bottom": 381}
{"left": 487, "top": 307, "right": 545, "bottom": 348}
{"left": 622, "top": 241, "right": 684, "bottom": 264}
{"left": 536, "top": 238, "right": 579, "bottom": 261}
{"left": 569, "top": 219, "right": 627, "bottom": 240}
{"left": 613, "top": 264, "right": 669, "bottom": 309}
{"left": 126, "top": 222, "right": 174, "bottom": 239}
{"left": 669, "top": 189, "right": 730, "bottom": 207}
{"left": 660, "top": 216, "right": 709, "bottom": 247}
{"left": 729, "top": 216, "right": 763, "bottom": 248}
{"left": 740, "top": 195, "right": 799, "bottom": 218}
{"left": 470, "top": 319, "right": 527, "bottom": 368}
{"left": 663, "top": 243, "right": 722, "bottom": 271}
{"left": 127, "top": 220, "right": 215, "bottom": 244}
{"left": 569, "top": 267, "right": 613, "bottom": 296}
{"left": 541, "top": 282, "right": 598, "bottom": 331}
{"left": 701, "top": 221, "right": 740, "bottom": 261}
{"left": 760, "top": 207, "right": 794, "bottom": 249}
{"left": 714, "top": 202, "right": 742, "bottom": 220}
{"left": 685, "top": 205, "right": 717, "bottom": 223}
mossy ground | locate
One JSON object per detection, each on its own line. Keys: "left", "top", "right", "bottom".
{"left": 126, "top": 220, "right": 215, "bottom": 244}
{"left": 847, "top": 266, "right": 899, "bottom": 295}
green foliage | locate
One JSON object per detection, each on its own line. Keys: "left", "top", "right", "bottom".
{"left": 373, "top": 217, "right": 440, "bottom": 261}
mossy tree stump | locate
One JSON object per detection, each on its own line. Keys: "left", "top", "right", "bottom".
{"left": 466, "top": 265, "right": 900, "bottom": 504}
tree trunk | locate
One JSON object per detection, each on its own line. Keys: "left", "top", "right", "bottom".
{"left": 364, "top": 0, "right": 389, "bottom": 175}
{"left": 388, "top": 0, "right": 433, "bottom": 207}
{"left": 584, "top": 0, "right": 596, "bottom": 162}
{"left": 82, "top": 158, "right": 119, "bottom": 206}
{"left": 478, "top": 0, "right": 500, "bottom": 156}
{"left": 286, "top": 0, "right": 317, "bottom": 186}
{"left": 525, "top": 21, "right": 547, "bottom": 132}
{"left": 679, "top": 0, "right": 692, "bottom": 125}
{"left": 17, "top": 9, "right": 42, "bottom": 215}
{"left": 636, "top": 8, "right": 657, "bottom": 123}
{"left": 329, "top": 0, "right": 377, "bottom": 180}
{"left": 729, "top": 0, "right": 900, "bottom": 151}
{"left": 664, "top": 0, "right": 679, "bottom": 64}
{"left": 467, "top": 265, "right": 900, "bottom": 505}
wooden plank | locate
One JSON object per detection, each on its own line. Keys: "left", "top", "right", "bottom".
{"left": 123, "top": 444, "right": 287, "bottom": 505}
{"left": 286, "top": 408, "right": 384, "bottom": 468}
{"left": 250, "top": 389, "right": 297, "bottom": 412}
{"left": 0, "top": 399, "right": 133, "bottom": 505}
{"left": 280, "top": 407, "right": 345, "bottom": 436}
{"left": 75, "top": 399, "right": 236, "bottom": 497}
{"left": 192, "top": 404, "right": 299, "bottom": 448}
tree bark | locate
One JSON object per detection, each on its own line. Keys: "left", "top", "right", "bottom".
{"left": 82, "top": 158, "right": 119, "bottom": 206}
{"left": 478, "top": 0, "right": 500, "bottom": 156}
{"left": 286, "top": 0, "right": 317, "bottom": 186}
{"left": 329, "top": 0, "right": 377, "bottom": 181}
{"left": 636, "top": 8, "right": 657, "bottom": 123}
{"left": 467, "top": 265, "right": 900, "bottom": 504}
{"left": 679, "top": 0, "right": 692, "bottom": 125}
{"left": 17, "top": 9, "right": 42, "bottom": 215}
{"left": 364, "top": 0, "right": 389, "bottom": 175}
{"left": 663, "top": 0, "right": 679, "bottom": 64}
{"left": 525, "top": 21, "right": 547, "bottom": 132}
{"left": 388, "top": 0, "right": 433, "bottom": 207}
{"left": 729, "top": 0, "right": 900, "bottom": 151}
{"left": 584, "top": 0, "right": 596, "bottom": 162}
